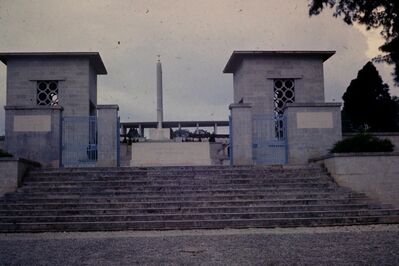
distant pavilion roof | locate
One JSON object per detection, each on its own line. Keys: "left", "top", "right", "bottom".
{"left": 0, "top": 52, "right": 107, "bottom": 74}
{"left": 223, "top": 50, "right": 335, "bottom": 73}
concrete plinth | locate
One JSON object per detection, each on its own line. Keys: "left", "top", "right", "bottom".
{"left": 149, "top": 128, "right": 170, "bottom": 141}
{"left": 130, "top": 142, "right": 221, "bottom": 167}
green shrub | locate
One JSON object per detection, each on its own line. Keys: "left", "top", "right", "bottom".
{"left": 330, "top": 133, "right": 394, "bottom": 153}
{"left": 0, "top": 149, "right": 13, "bottom": 157}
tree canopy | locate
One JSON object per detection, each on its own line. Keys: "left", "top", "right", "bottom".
{"left": 309, "top": 0, "right": 399, "bottom": 85}
{"left": 342, "top": 61, "right": 397, "bottom": 132}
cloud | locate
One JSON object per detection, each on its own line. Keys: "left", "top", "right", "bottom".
{"left": 0, "top": 0, "right": 395, "bottom": 134}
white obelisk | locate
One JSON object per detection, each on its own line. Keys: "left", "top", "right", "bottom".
{"left": 156, "top": 55, "right": 163, "bottom": 129}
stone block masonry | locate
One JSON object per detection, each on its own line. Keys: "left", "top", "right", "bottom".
{"left": 229, "top": 103, "right": 253, "bottom": 165}
{"left": 285, "top": 103, "right": 342, "bottom": 164}
{"left": 4, "top": 106, "right": 62, "bottom": 167}
{"left": 131, "top": 142, "right": 216, "bottom": 167}
{"left": 0, "top": 157, "right": 40, "bottom": 197}
{"left": 0, "top": 52, "right": 108, "bottom": 167}
{"left": 96, "top": 105, "right": 119, "bottom": 167}
{"left": 224, "top": 51, "right": 338, "bottom": 166}
{"left": 5, "top": 56, "right": 96, "bottom": 117}
{"left": 318, "top": 153, "right": 399, "bottom": 208}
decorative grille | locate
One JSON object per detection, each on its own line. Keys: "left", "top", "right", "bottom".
{"left": 273, "top": 79, "right": 295, "bottom": 115}
{"left": 37, "top": 81, "right": 59, "bottom": 106}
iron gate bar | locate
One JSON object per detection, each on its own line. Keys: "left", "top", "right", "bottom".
{"left": 252, "top": 114, "right": 287, "bottom": 165}
{"left": 61, "top": 116, "right": 98, "bottom": 167}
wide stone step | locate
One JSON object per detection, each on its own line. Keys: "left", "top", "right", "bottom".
{"left": 29, "top": 166, "right": 324, "bottom": 174}
{"left": 2, "top": 209, "right": 399, "bottom": 223}
{"left": 2, "top": 192, "right": 365, "bottom": 204}
{"left": 1, "top": 215, "right": 398, "bottom": 232}
{"left": 27, "top": 171, "right": 327, "bottom": 180}
{"left": 24, "top": 175, "right": 330, "bottom": 183}
{"left": 23, "top": 176, "right": 333, "bottom": 186}
{"left": 0, "top": 198, "right": 372, "bottom": 210}
{"left": 0, "top": 204, "right": 378, "bottom": 216}
{"left": 2, "top": 165, "right": 396, "bottom": 232}
{"left": 27, "top": 170, "right": 327, "bottom": 179}
{"left": 27, "top": 169, "right": 326, "bottom": 177}
{"left": 17, "top": 183, "right": 336, "bottom": 193}
{"left": 4, "top": 187, "right": 350, "bottom": 198}
{"left": 19, "top": 181, "right": 336, "bottom": 189}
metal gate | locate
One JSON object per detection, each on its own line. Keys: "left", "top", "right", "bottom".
{"left": 61, "top": 116, "right": 97, "bottom": 167}
{"left": 252, "top": 115, "right": 287, "bottom": 165}
{"left": 228, "top": 115, "right": 233, "bottom": 166}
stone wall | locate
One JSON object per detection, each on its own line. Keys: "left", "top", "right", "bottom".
{"left": 319, "top": 153, "right": 399, "bottom": 208}
{"left": 0, "top": 157, "right": 40, "bottom": 197}
{"left": 227, "top": 52, "right": 334, "bottom": 166}
{"left": 6, "top": 57, "right": 91, "bottom": 116}
{"left": 120, "top": 143, "right": 132, "bottom": 167}
{"left": 89, "top": 64, "right": 98, "bottom": 110}
{"left": 285, "top": 103, "right": 342, "bottom": 164}
{"left": 4, "top": 106, "right": 62, "bottom": 167}
{"left": 232, "top": 55, "right": 325, "bottom": 116}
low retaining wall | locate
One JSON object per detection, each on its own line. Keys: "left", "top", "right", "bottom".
{"left": 120, "top": 143, "right": 132, "bottom": 167}
{"left": 313, "top": 153, "right": 399, "bottom": 208}
{"left": 0, "top": 157, "right": 40, "bottom": 197}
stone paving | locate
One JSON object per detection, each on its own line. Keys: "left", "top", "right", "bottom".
{"left": 0, "top": 225, "right": 398, "bottom": 265}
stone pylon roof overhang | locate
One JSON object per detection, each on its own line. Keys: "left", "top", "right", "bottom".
{"left": 0, "top": 52, "right": 107, "bottom": 74}
{"left": 223, "top": 50, "right": 335, "bottom": 73}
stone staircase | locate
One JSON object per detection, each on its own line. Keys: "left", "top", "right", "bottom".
{"left": 0, "top": 166, "right": 398, "bottom": 232}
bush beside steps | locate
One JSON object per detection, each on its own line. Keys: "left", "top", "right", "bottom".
{"left": 330, "top": 133, "right": 394, "bottom": 153}
{"left": 0, "top": 149, "right": 13, "bottom": 158}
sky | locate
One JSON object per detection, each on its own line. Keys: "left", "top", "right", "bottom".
{"left": 0, "top": 0, "right": 397, "bottom": 135}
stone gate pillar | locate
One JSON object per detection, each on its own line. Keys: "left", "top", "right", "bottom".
{"left": 229, "top": 103, "right": 253, "bottom": 165}
{"left": 96, "top": 105, "right": 119, "bottom": 167}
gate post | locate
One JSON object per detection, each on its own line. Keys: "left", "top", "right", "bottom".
{"left": 97, "top": 105, "right": 119, "bottom": 167}
{"left": 229, "top": 103, "right": 253, "bottom": 165}
{"left": 117, "top": 116, "right": 121, "bottom": 167}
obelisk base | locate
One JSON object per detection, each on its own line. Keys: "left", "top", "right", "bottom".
{"left": 148, "top": 128, "right": 170, "bottom": 141}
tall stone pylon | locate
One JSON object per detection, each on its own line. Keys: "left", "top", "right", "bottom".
{"left": 156, "top": 55, "right": 163, "bottom": 129}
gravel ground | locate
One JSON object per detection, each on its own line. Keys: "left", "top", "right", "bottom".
{"left": 0, "top": 225, "right": 398, "bottom": 265}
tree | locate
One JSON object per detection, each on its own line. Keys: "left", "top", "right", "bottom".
{"left": 309, "top": 0, "right": 399, "bottom": 85}
{"left": 394, "top": 96, "right": 399, "bottom": 127}
{"left": 342, "top": 61, "right": 397, "bottom": 132}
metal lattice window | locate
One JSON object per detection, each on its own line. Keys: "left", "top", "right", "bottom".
{"left": 36, "top": 81, "right": 59, "bottom": 106}
{"left": 273, "top": 79, "right": 294, "bottom": 140}
{"left": 273, "top": 79, "right": 295, "bottom": 115}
